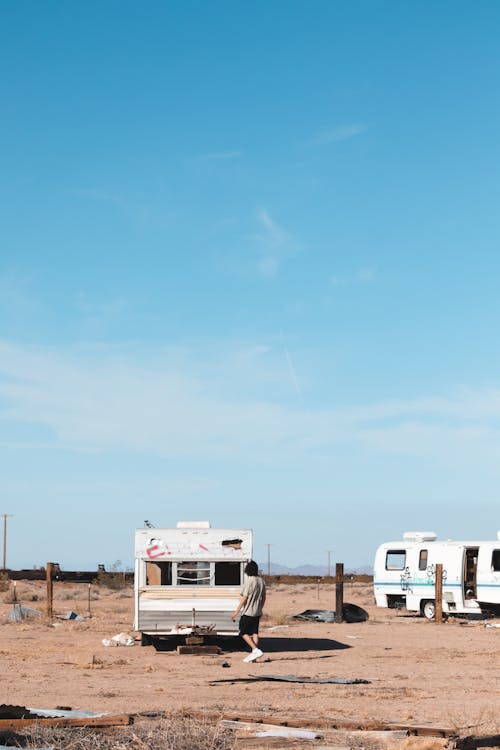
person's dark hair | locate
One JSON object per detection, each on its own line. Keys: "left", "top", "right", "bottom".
{"left": 245, "top": 560, "right": 259, "bottom": 576}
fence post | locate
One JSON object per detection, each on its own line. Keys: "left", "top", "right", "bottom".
{"left": 46, "top": 562, "right": 54, "bottom": 620}
{"left": 435, "top": 563, "right": 443, "bottom": 623}
{"left": 335, "top": 562, "right": 344, "bottom": 623}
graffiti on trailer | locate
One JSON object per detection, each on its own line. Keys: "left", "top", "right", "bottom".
{"left": 400, "top": 566, "right": 413, "bottom": 593}
{"left": 426, "top": 564, "right": 448, "bottom": 582}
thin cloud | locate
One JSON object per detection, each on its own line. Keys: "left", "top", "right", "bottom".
{"left": 2, "top": 341, "right": 500, "bottom": 473}
{"left": 312, "top": 124, "right": 367, "bottom": 146}
{"left": 254, "top": 208, "right": 292, "bottom": 277}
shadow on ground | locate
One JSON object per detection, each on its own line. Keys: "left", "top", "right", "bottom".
{"left": 151, "top": 635, "right": 351, "bottom": 652}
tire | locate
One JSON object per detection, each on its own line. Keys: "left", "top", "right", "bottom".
{"left": 422, "top": 600, "right": 435, "bottom": 620}
{"left": 141, "top": 633, "right": 153, "bottom": 646}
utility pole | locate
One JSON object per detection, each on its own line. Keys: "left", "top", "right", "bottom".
{"left": 266, "top": 544, "right": 272, "bottom": 576}
{"left": 327, "top": 550, "right": 332, "bottom": 577}
{"left": 1, "top": 514, "right": 13, "bottom": 570}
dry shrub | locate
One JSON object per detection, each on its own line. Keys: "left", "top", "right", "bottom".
{"left": 261, "top": 608, "right": 290, "bottom": 626}
{"left": 387, "top": 739, "right": 448, "bottom": 750}
{"left": 97, "top": 561, "right": 132, "bottom": 591}
{"left": 18, "top": 715, "right": 235, "bottom": 750}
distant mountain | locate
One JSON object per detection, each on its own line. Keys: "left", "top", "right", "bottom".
{"left": 257, "top": 562, "right": 373, "bottom": 576}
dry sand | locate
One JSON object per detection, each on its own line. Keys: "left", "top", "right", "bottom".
{"left": 0, "top": 579, "right": 498, "bottom": 736}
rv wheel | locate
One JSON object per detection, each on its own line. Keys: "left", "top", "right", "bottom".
{"left": 422, "top": 600, "right": 435, "bottom": 620}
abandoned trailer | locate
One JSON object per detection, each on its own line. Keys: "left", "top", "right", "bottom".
{"left": 134, "top": 521, "right": 252, "bottom": 646}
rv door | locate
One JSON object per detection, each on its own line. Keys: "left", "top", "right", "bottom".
{"left": 463, "top": 547, "right": 479, "bottom": 601}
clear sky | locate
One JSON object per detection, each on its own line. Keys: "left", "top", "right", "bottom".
{"left": 1, "top": 1, "right": 499, "bottom": 572}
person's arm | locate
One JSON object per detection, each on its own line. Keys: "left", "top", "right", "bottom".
{"left": 230, "top": 595, "right": 247, "bottom": 620}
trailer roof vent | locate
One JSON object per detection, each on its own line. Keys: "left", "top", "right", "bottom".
{"left": 176, "top": 521, "right": 211, "bottom": 529}
{"left": 403, "top": 531, "right": 437, "bottom": 542}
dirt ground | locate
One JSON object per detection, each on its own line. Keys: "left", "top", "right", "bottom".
{"left": 0, "top": 579, "right": 499, "bottom": 737}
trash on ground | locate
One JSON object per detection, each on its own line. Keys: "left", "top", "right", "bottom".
{"left": 266, "top": 625, "right": 289, "bottom": 631}
{"left": 255, "top": 728, "right": 319, "bottom": 739}
{"left": 7, "top": 604, "right": 42, "bottom": 622}
{"left": 102, "top": 632, "right": 135, "bottom": 647}
{"left": 56, "top": 611, "right": 84, "bottom": 621}
{"left": 485, "top": 622, "right": 500, "bottom": 628}
{"left": 0, "top": 705, "right": 106, "bottom": 720}
{"left": 211, "top": 673, "right": 370, "bottom": 684}
{"left": 292, "top": 603, "right": 368, "bottom": 623}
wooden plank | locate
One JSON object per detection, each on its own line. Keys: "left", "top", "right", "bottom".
{"left": 0, "top": 714, "right": 131, "bottom": 731}
{"left": 180, "top": 710, "right": 454, "bottom": 737}
{"left": 177, "top": 645, "right": 221, "bottom": 655}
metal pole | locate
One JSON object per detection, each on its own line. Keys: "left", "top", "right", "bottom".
{"left": 2, "top": 514, "right": 13, "bottom": 570}
{"left": 327, "top": 550, "right": 332, "bottom": 578}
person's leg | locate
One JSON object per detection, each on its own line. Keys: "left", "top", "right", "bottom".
{"left": 242, "top": 633, "right": 257, "bottom": 651}
{"left": 253, "top": 633, "right": 259, "bottom": 647}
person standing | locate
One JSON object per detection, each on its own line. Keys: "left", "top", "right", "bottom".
{"left": 231, "top": 560, "right": 266, "bottom": 662}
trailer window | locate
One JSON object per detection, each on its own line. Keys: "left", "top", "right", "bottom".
{"left": 492, "top": 549, "right": 500, "bottom": 572}
{"left": 177, "top": 561, "right": 211, "bottom": 585}
{"left": 146, "top": 561, "right": 172, "bottom": 585}
{"left": 419, "top": 550, "right": 428, "bottom": 571}
{"left": 386, "top": 550, "right": 406, "bottom": 570}
{"left": 215, "top": 562, "right": 241, "bottom": 585}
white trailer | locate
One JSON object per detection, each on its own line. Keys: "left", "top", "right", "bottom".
{"left": 373, "top": 531, "right": 500, "bottom": 619}
{"left": 134, "top": 521, "right": 252, "bottom": 645}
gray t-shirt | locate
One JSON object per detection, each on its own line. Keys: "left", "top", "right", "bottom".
{"left": 240, "top": 576, "right": 266, "bottom": 617}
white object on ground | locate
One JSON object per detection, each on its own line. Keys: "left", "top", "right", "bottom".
{"left": 102, "top": 632, "right": 135, "bottom": 647}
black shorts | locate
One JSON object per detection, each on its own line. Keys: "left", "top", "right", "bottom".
{"left": 239, "top": 614, "right": 260, "bottom": 636}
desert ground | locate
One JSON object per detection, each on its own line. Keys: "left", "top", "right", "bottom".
{"left": 0, "top": 577, "right": 499, "bottom": 740}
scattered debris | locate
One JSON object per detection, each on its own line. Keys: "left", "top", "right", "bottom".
{"left": 102, "top": 633, "right": 134, "bottom": 647}
{"left": 254, "top": 727, "right": 319, "bottom": 739}
{"left": 266, "top": 624, "right": 289, "bottom": 631}
{"left": 7, "top": 604, "right": 42, "bottom": 622}
{"left": 221, "top": 661, "right": 231, "bottom": 668}
{"left": 293, "top": 609, "right": 335, "bottom": 623}
{"left": 292, "top": 603, "right": 369, "bottom": 623}
{"left": 0, "top": 705, "right": 131, "bottom": 731}
{"left": 56, "top": 611, "right": 84, "bottom": 621}
{"left": 183, "top": 709, "right": 455, "bottom": 737}
{"left": 211, "top": 673, "right": 371, "bottom": 684}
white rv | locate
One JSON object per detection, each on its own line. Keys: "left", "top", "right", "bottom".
{"left": 134, "top": 521, "right": 252, "bottom": 645}
{"left": 373, "top": 531, "right": 500, "bottom": 619}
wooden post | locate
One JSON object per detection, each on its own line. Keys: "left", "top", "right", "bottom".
{"left": 335, "top": 562, "right": 344, "bottom": 623}
{"left": 46, "top": 562, "right": 54, "bottom": 619}
{"left": 435, "top": 563, "right": 443, "bottom": 623}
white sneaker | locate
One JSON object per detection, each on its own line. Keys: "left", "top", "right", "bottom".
{"left": 242, "top": 653, "right": 254, "bottom": 662}
{"left": 247, "top": 648, "right": 263, "bottom": 662}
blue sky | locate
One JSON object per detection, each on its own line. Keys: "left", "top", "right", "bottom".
{"left": 1, "top": 1, "right": 500, "bottom": 571}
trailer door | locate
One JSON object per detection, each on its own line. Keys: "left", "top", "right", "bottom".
{"left": 463, "top": 547, "right": 479, "bottom": 601}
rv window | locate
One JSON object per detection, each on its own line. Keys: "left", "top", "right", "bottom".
{"left": 419, "top": 550, "right": 428, "bottom": 571}
{"left": 492, "top": 549, "right": 500, "bottom": 572}
{"left": 177, "top": 561, "right": 211, "bottom": 585}
{"left": 386, "top": 550, "right": 406, "bottom": 570}
{"left": 146, "top": 561, "right": 172, "bottom": 586}
{"left": 215, "top": 562, "right": 241, "bottom": 585}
